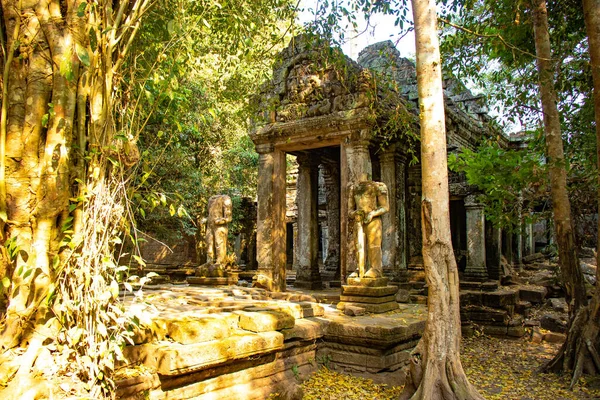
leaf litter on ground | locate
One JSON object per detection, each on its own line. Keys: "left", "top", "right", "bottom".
{"left": 299, "top": 334, "right": 600, "bottom": 399}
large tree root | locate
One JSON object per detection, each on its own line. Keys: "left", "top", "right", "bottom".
{"left": 542, "top": 293, "right": 600, "bottom": 388}
{"left": 399, "top": 342, "right": 485, "bottom": 400}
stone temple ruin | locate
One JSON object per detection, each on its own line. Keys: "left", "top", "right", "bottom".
{"left": 250, "top": 35, "right": 514, "bottom": 293}
{"left": 116, "top": 36, "right": 569, "bottom": 399}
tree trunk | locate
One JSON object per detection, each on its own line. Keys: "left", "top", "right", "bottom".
{"left": 532, "top": 0, "right": 595, "bottom": 382}
{"left": 544, "top": 0, "right": 600, "bottom": 387}
{"left": 0, "top": 1, "right": 146, "bottom": 396}
{"left": 400, "top": 1, "right": 484, "bottom": 398}
{"left": 0, "top": 0, "right": 83, "bottom": 350}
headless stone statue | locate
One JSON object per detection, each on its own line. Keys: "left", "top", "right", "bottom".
{"left": 205, "top": 195, "right": 232, "bottom": 266}
{"left": 348, "top": 174, "right": 389, "bottom": 279}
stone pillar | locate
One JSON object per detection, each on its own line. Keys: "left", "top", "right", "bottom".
{"left": 485, "top": 221, "right": 502, "bottom": 281}
{"left": 464, "top": 195, "right": 488, "bottom": 281}
{"left": 379, "top": 148, "right": 397, "bottom": 278}
{"left": 345, "top": 137, "right": 372, "bottom": 182}
{"left": 322, "top": 161, "right": 340, "bottom": 281}
{"left": 396, "top": 152, "right": 408, "bottom": 272}
{"left": 255, "top": 144, "right": 287, "bottom": 292}
{"left": 292, "top": 221, "right": 298, "bottom": 271}
{"left": 294, "top": 154, "right": 322, "bottom": 289}
{"left": 523, "top": 221, "right": 534, "bottom": 256}
{"left": 512, "top": 227, "right": 523, "bottom": 269}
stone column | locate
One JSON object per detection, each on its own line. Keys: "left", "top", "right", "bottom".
{"left": 345, "top": 136, "right": 372, "bottom": 182}
{"left": 379, "top": 148, "right": 397, "bottom": 278}
{"left": 464, "top": 195, "right": 488, "bottom": 281}
{"left": 523, "top": 221, "right": 534, "bottom": 256}
{"left": 512, "top": 226, "right": 523, "bottom": 269}
{"left": 485, "top": 221, "right": 502, "bottom": 281}
{"left": 322, "top": 161, "right": 340, "bottom": 281}
{"left": 396, "top": 152, "right": 408, "bottom": 272}
{"left": 294, "top": 154, "right": 322, "bottom": 289}
{"left": 291, "top": 221, "right": 298, "bottom": 271}
{"left": 255, "top": 144, "right": 287, "bottom": 291}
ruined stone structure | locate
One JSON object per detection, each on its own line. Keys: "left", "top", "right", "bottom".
{"left": 250, "top": 35, "right": 534, "bottom": 292}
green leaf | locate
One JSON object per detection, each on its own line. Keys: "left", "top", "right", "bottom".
{"left": 1, "top": 276, "right": 10, "bottom": 288}
{"left": 89, "top": 28, "right": 98, "bottom": 50}
{"left": 77, "top": 2, "right": 86, "bottom": 17}
{"left": 132, "top": 255, "right": 146, "bottom": 267}
{"left": 75, "top": 43, "right": 91, "bottom": 67}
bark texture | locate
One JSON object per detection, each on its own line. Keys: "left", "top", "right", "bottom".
{"left": 401, "top": 0, "right": 484, "bottom": 398}
{"left": 531, "top": 0, "right": 587, "bottom": 317}
{"left": 533, "top": 0, "right": 599, "bottom": 384}
{"left": 0, "top": 1, "right": 145, "bottom": 396}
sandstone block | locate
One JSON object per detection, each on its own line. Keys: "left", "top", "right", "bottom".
{"left": 339, "top": 295, "right": 396, "bottom": 304}
{"left": 341, "top": 285, "right": 398, "bottom": 297}
{"left": 153, "top": 330, "right": 285, "bottom": 375}
{"left": 343, "top": 305, "right": 366, "bottom": 316}
{"left": 543, "top": 332, "right": 566, "bottom": 343}
{"left": 238, "top": 310, "right": 295, "bottom": 332}
{"left": 336, "top": 301, "right": 399, "bottom": 314}
{"left": 507, "top": 326, "right": 526, "bottom": 337}
{"left": 518, "top": 286, "right": 547, "bottom": 304}
{"left": 280, "top": 318, "right": 324, "bottom": 341}
{"left": 540, "top": 314, "right": 567, "bottom": 333}
{"left": 481, "top": 289, "right": 518, "bottom": 308}
{"left": 150, "top": 315, "right": 234, "bottom": 345}
{"left": 347, "top": 277, "right": 389, "bottom": 287}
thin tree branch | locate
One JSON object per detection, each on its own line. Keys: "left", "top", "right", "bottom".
{"left": 439, "top": 16, "right": 549, "bottom": 61}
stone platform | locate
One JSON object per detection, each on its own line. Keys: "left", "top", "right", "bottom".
{"left": 337, "top": 277, "right": 399, "bottom": 314}
{"left": 117, "top": 284, "right": 426, "bottom": 399}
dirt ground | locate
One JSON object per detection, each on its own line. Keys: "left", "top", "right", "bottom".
{"left": 299, "top": 334, "right": 600, "bottom": 399}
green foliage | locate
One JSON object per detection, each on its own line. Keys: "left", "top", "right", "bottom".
{"left": 122, "top": 0, "right": 297, "bottom": 242}
{"left": 449, "top": 139, "right": 548, "bottom": 230}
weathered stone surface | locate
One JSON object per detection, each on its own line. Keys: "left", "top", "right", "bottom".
{"left": 347, "top": 277, "right": 389, "bottom": 287}
{"left": 515, "top": 301, "right": 532, "bottom": 316}
{"left": 134, "top": 330, "right": 285, "bottom": 376}
{"left": 543, "top": 332, "right": 566, "bottom": 343}
{"left": 150, "top": 315, "right": 235, "bottom": 345}
{"left": 341, "top": 285, "right": 398, "bottom": 297}
{"left": 395, "top": 289, "right": 410, "bottom": 303}
{"left": 316, "top": 345, "right": 411, "bottom": 372}
{"left": 460, "top": 307, "right": 508, "bottom": 324}
{"left": 187, "top": 276, "right": 238, "bottom": 286}
{"left": 237, "top": 310, "right": 295, "bottom": 332}
{"left": 507, "top": 326, "right": 526, "bottom": 337}
{"left": 149, "top": 346, "right": 316, "bottom": 400}
{"left": 523, "top": 253, "right": 545, "bottom": 264}
{"left": 540, "top": 314, "right": 568, "bottom": 334}
{"left": 280, "top": 318, "right": 324, "bottom": 342}
{"left": 323, "top": 306, "right": 425, "bottom": 348}
{"left": 336, "top": 301, "right": 399, "bottom": 314}
{"left": 549, "top": 298, "right": 568, "bottom": 313}
{"left": 244, "top": 302, "right": 324, "bottom": 319}
{"left": 481, "top": 289, "right": 518, "bottom": 308}
{"left": 460, "top": 281, "right": 482, "bottom": 291}
{"left": 460, "top": 290, "right": 482, "bottom": 306}
{"left": 115, "top": 369, "right": 161, "bottom": 398}
{"left": 518, "top": 285, "right": 547, "bottom": 304}
{"left": 339, "top": 294, "right": 396, "bottom": 304}
{"left": 530, "top": 327, "right": 543, "bottom": 343}
{"left": 481, "top": 281, "right": 499, "bottom": 292}
{"left": 344, "top": 305, "right": 366, "bottom": 316}
{"left": 482, "top": 325, "right": 508, "bottom": 336}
